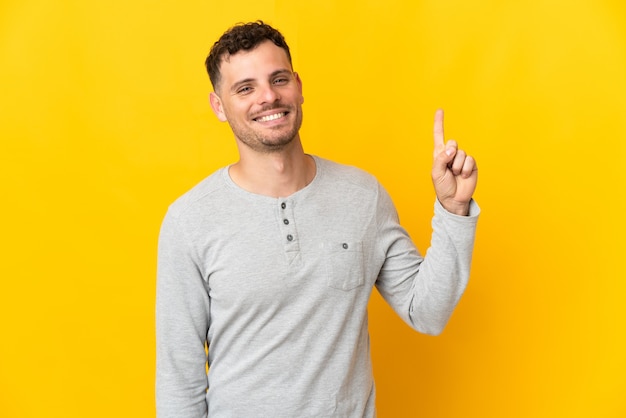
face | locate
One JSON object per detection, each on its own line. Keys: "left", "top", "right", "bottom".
{"left": 209, "top": 40, "right": 304, "bottom": 153}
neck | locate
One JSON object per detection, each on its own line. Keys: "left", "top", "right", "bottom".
{"left": 229, "top": 140, "right": 316, "bottom": 198}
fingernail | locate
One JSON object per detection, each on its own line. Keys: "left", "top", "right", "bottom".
{"left": 445, "top": 147, "right": 455, "bottom": 156}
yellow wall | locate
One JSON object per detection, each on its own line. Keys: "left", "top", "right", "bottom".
{"left": 1, "top": 1, "right": 625, "bottom": 417}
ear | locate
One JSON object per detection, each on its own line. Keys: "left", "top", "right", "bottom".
{"left": 294, "top": 72, "right": 304, "bottom": 104}
{"left": 209, "top": 92, "right": 228, "bottom": 122}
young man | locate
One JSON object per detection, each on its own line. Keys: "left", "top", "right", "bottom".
{"left": 156, "top": 21, "right": 479, "bottom": 418}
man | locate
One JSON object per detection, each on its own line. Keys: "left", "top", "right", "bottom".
{"left": 156, "top": 21, "right": 479, "bottom": 418}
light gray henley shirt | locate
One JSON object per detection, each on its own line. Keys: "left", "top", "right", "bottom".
{"left": 156, "top": 156, "right": 479, "bottom": 417}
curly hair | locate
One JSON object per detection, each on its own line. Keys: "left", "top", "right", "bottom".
{"left": 205, "top": 21, "right": 292, "bottom": 91}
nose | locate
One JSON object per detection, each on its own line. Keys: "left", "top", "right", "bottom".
{"left": 258, "top": 84, "right": 280, "bottom": 104}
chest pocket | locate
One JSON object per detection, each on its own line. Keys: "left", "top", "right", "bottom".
{"left": 324, "top": 241, "right": 365, "bottom": 291}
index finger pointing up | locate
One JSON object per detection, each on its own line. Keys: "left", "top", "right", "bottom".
{"left": 433, "top": 108, "right": 445, "bottom": 156}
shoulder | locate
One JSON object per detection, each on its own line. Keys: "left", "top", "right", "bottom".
{"left": 165, "top": 167, "right": 230, "bottom": 220}
{"left": 314, "top": 156, "right": 380, "bottom": 193}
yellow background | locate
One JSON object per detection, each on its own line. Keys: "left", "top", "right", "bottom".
{"left": 1, "top": 0, "right": 625, "bottom": 417}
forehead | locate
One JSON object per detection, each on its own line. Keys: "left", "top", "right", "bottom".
{"left": 218, "top": 41, "right": 292, "bottom": 85}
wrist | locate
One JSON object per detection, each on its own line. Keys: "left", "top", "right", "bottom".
{"left": 441, "top": 200, "right": 470, "bottom": 216}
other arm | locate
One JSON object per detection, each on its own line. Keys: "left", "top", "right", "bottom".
{"left": 156, "top": 210, "right": 211, "bottom": 418}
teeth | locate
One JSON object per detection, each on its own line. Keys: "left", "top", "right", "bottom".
{"left": 256, "top": 112, "right": 285, "bottom": 122}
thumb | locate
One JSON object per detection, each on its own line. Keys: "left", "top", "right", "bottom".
{"left": 432, "top": 140, "right": 457, "bottom": 178}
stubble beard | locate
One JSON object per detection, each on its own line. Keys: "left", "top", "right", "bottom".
{"left": 232, "top": 106, "right": 303, "bottom": 154}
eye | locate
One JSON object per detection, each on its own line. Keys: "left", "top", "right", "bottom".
{"left": 236, "top": 86, "right": 253, "bottom": 95}
{"left": 273, "top": 77, "right": 289, "bottom": 85}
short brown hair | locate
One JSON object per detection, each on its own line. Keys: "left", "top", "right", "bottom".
{"left": 205, "top": 21, "right": 292, "bottom": 90}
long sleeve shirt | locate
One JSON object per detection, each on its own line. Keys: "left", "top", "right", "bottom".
{"left": 156, "top": 156, "right": 480, "bottom": 417}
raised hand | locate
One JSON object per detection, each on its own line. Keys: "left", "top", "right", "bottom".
{"left": 431, "top": 109, "right": 478, "bottom": 216}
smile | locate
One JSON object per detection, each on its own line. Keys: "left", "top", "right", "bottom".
{"left": 254, "top": 112, "right": 286, "bottom": 122}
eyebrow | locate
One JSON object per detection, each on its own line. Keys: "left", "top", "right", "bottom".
{"left": 229, "top": 69, "right": 293, "bottom": 94}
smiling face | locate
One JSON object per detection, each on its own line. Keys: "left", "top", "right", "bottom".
{"left": 209, "top": 40, "right": 304, "bottom": 154}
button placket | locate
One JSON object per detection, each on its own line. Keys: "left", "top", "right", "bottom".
{"left": 280, "top": 201, "right": 295, "bottom": 244}
{"left": 279, "top": 200, "right": 301, "bottom": 267}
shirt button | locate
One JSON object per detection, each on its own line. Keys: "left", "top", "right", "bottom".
{"left": 287, "top": 234, "right": 294, "bottom": 241}
{"left": 342, "top": 243, "right": 349, "bottom": 249}
{"left": 283, "top": 219, "right": 289, "bottom": 225}
{"left": 281, "top": 202, "right": 287, "bottom": 209}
